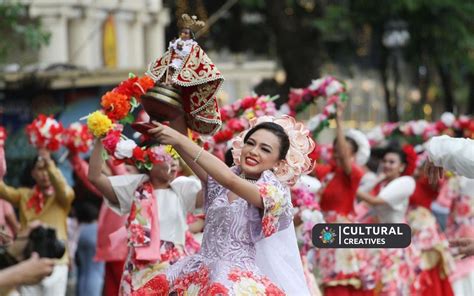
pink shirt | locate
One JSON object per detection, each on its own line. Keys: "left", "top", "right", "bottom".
{"left": 94, "top": 204, "right": 128, "bottom": 262}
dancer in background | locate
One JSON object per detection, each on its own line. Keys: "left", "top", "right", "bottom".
{"left": 357, "top": 146, "right": 423, "bottom": 295}
{"left": 313, "top": 103, "right": 371, "bottom": 295}
{"left": 88, "top": 140, "right": 202, "bottom": 295}
{"left": 0, "top": 149, "right": 74, "bottom": 295}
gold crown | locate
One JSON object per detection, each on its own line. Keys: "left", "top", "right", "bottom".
{"left": 181, "top": 14, "right": 205, "bottom": 32}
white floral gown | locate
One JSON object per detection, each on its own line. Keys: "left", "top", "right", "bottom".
{"left": 163, "top": 167, "right": 293, "bottom": 295}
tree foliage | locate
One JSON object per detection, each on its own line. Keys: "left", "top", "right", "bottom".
{"left": 0, "top": 1, "right": 50, "bottom": 62}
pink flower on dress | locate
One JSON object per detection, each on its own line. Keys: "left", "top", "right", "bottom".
{"left": 456, "top": 202, "right": 471, "bottom": 217}
{"left": 262, "top": 215, "right": 277, "bottom": 237}
{"left": 207, "top": 283, "right": 229, "bottom": 296}
{"left": 129, "top": 223, "right": 145, "bottom": 245}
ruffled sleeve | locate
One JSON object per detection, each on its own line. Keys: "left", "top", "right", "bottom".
{"left": 250, "top": 170, "right": 293, "bottom": 241}
{"left": 427, "top": 136, "right": 474, "bottom": 178}
{"left": 378, "top": 176, "right": 416, "bottom": 210}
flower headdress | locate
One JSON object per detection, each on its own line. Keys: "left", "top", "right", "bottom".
{"left": 231, "top": 115, "right": 316, "bottom": 186}
{"left": 402, "top": 144, "right": 417, "bottom": 176}
{"left": 25, "top": 114, "right": 64, "bottom": 151}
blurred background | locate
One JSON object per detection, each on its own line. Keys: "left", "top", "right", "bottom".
{"left": 0, "top": 0, "right": 473, "bottom": 185}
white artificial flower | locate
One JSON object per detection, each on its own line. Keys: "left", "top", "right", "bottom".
{"left": 114, "top": 139, "right": 137, "bottom": 159}
{"left": 309, "top": 78, "right": 325, "bottom": 91}
{"left": 440, "top": 112, "right": 456, "bottom": 127}
{"left": 325, "top": 80, "right": 343, "bottom": 96}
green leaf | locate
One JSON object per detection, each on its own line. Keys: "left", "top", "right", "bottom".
{"left": 119, "top": 113, "right": 135, "bottom": 125}
{"left": 144, "top": 162, "right": 153, "bottom": 171}
{"left": 130, "top": 97, "right": 139, "bottom": 108}
{"left": 128, "top": 73, "right": 136, "bottom": 79}
{"left": 136, "top": 162, "right": 144, "bottom": 170}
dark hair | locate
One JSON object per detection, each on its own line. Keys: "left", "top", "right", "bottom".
{"left": 243, "top": 122, "right": 290, "bottom": 160}
{"left": 224, "top": 148, "right": 234, "bottom": 167}
{"left": 21, "top": 154, "right": 58, "bottom": 187}
{"left": 333, "top": 137, "right": 359, "bottom": 154}
{"left": 345, "top": 137, "right": 359, "bottom": 154}
{"left": 383, "top": 146, "right": 407, "bottom": 164}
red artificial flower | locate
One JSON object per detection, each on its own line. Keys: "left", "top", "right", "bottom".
{"left": 213, "top": 129, "right": 234, "bottom": 144}
{"left": 146, "top": 148, "right": 163, "bottom": 164}
{"left": 102, "top": 130, "right": 122, "bottom": 155}
{"left": 25, "top": 114, "right": 64, "bottom": 152}
{"left": 241, "top": 96, "right": 258, "bottom": 109}
{"left": 227, "top": 118, "right": 246, "bottom": 132}
{"left": 402, "top": 144, "right": 417, "bottom": 176}
{"left": 132, "top": 146, "right": 146, "bottom": 162}
{"left": 136, "top": 76, "right": 154, "bottom": 94}
{"left": 115, "top": 77, "right": 138, "bottom": 98}
{"left": 101, "top": 91, "right": 131, "bottom": 121}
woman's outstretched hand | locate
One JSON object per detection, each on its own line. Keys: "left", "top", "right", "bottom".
{"left": 148, "top": 121, "right": 183, "bottom": 146}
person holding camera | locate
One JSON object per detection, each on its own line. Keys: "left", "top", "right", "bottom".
{"left": 0, "top": 149, "right": 74, "bottom": 295}
{"left": 0, "top": 221, "right": 55, "bottom": 295}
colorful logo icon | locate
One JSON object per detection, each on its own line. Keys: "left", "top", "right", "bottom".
{"left": 319, "top": 226, "right": 336, "bottom": 244}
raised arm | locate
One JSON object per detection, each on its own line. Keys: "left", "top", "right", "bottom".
{"left": 37, "top": 150, "right": 74, "bottom": 209}
{"left": 149, "top": 123, "right": 264, "bottom": 208}
{"left": 167, "top": 117, "right": 208, "bottom": 183}
{"left": 87, "top": 140, "right": 118, "bottom": 204}
{"left": 335, "top": 103, "right": 352, "bottom": 175}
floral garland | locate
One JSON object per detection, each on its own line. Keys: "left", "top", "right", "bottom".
{"left": 85, "top": 74, "right": 177, "bottom": 170}
{"left": 63, "top": 122, "right": 94, "bottom": 154}
{"left": 202, "top": 94, "right": 278, "bottom": 150}
{"left": 366, "top": 113, "right": 474, "bottom": 147}
{"left": 287, "top": 76, "right": 347, "bottom": 137}
{"left": 25, "top": 114, "right": 64, "bottom": 151}
{"left": 232, "top": 115, "right": 316, "bottom": 186}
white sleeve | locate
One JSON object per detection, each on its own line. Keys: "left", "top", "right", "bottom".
{"left": 105, "top": 174, "right": 148, "bottom": 215}
{"left": 170, "top": 176, "right": 201, "bottom": 213}
{"left": 427, "top": 136, "right": 474, "bottom": 178}
{"left": 378, "top": 176, "right": 416, "bottom": 210}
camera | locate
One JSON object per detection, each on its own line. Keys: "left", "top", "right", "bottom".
{"left": 23, "top": 226, "right": 66, "bottom": 259}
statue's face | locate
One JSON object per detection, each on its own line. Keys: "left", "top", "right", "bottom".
{"left": 180, "top": 29, "right": 192, "bottom": 40}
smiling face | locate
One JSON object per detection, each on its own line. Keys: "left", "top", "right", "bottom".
{"left": 149, "top": 158, "right": 179, "bottom": 183}
{"left": 240, "top": 129, "right": 283, "bottom": 179}
{"left": 382, "top": 152, "right": 405, "bottom": 180}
